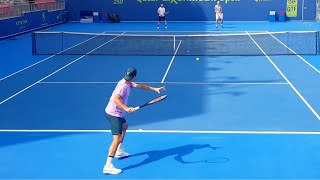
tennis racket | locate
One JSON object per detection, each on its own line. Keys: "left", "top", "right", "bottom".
{"left": 165, "top": 11, "right": 169, "bottom": 15}
{"left": 134, "top": 94, "right": 167, "bottom": 110}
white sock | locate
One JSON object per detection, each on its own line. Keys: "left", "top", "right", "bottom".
{"left": 106, "top": 157, "right": 113, "bottom": 167}
{"left": 117, "top": 143, "right": 123, "bottom": 152}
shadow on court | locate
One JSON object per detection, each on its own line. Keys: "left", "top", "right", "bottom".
{"left": 0, "top": 132, "right": 77, "bottom": 148}
{"left": 121, "top": 144, "right": 227, "bottom": 170}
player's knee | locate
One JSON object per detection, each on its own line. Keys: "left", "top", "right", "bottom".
{"left": 113, "top": 134, "right": 121, "bottom": 142}
{"left": 122, "top": 123, "right": 128, "bottom": 131}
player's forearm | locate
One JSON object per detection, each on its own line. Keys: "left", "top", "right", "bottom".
{"left": 135, "top": 84, "right": 155, "bottom": 91}
{"left": 113, "top": 96, "right": 129, "bottom": 110}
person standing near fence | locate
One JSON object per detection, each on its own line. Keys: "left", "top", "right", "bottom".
{"left": 157, "top": 4, "right": 168, "bottom": 29}
{"left": 215, "top": 1, "right": 224, "bottom": 28}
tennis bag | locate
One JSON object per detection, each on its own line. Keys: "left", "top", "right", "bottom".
{"left": 109, "top": 13, "right": 120, "bottom": 23}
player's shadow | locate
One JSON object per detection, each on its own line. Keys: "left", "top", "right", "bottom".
{"left": 0, "top": 132, "right": 76, "bottom": 148}
{"left": 121, "top": 144, "right": 221, "bottom": 170}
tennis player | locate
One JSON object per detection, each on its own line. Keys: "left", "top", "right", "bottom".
{"left": 215, "top": 1, "right": 224, "bottom": 28}
{"left": 103, "top": 67, "right": 166, "bottom": 175}
{"left": 157, "top": 4, "right": 168, "bottom": 29}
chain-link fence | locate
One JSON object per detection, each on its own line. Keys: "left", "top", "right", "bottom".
{"left": 0, "top": 0, "right": 64, "bottom": 19}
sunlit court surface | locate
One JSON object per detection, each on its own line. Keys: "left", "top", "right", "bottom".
{"left": 1, "top": 0, "right": 320, "bottom": 179}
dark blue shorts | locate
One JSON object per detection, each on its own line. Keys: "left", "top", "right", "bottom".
{"left": 158, "top": 16, "right": 166, "bottom": 21}
{"left": 105, "top": 113, "right": 127, "bottom": 135}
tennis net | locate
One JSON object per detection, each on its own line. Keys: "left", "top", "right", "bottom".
{"left": 32, "top": 31, "right": 318, "bottom": 56}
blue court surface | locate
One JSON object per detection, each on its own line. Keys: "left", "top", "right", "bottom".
{"left": 1, "top": 22, "right": 320, "bottom": 179}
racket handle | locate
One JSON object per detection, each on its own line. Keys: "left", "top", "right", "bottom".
{"left": 134, "top": 107, "right": 140, "bottom": 110}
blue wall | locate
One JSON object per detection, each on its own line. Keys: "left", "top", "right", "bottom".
{"left": 65, "top": 0, "right": 316, "bottom": 21}
{"left": 0, "top": 10, "right": 65, "bottom": 39}
{"left": 303, "top": 0, "right": 317, "bottom": 20}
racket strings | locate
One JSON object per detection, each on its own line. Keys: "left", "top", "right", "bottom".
{"left": 149, "top": 94, "right": 167, "bottom": 104}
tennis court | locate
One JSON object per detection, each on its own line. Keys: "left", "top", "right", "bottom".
{"left": 1, "top": 21, "right": 320, "bottom": 179}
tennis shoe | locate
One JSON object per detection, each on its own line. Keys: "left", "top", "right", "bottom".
{"left": 165, "top": 26, "right": 167, "bottom": 29}
{"left": 115, "top": 150, "right": 129, "bottom": 158}
{"left": 103, "top": 164, "right": 122, "bottom": 175}
{"left": 221, "top": 24, "right": 224, "bottom": 28}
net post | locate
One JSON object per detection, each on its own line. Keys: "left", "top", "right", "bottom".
{"left": 173, "top": 35, "right": 176, "bottom": 51}
{"left": 61, "top": 31, "right": 64, "bottom": 55}
{"left": 32, "top": 31, "right": 36, "bottom": 55}
{"left": 286, "top": 31, "right": 289, "bottom": 55}
{"left": 317, "top": 31, "right": 319, "bottom": 55}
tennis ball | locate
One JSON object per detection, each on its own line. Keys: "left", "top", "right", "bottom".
{"left": 196, "top": 57, "right": 200, "bottom": 61}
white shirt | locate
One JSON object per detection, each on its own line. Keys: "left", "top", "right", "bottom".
{"left": 158, "top": 7, "right": 166, "bottom": 17}
{"left": 215, "top": 5, "right": 222, "bottom": 14}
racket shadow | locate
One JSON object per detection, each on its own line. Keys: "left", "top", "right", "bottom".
{"left": 121, "top": 144, "right": 225, "bottom": 170}
{"left": 203, "top": 156, "right": 230, "bottom": 163}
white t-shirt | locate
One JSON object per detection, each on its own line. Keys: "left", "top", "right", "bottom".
{"left": 158, "top": 7, "right": 166, "bottom": 17}
{"left": 215, "top": 5, "right": 222, "bottom": 14}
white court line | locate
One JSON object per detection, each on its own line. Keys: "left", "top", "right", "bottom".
{"left": 95, "top": 30, "right": 249, "bottom": 33}
{"left": 120, "top": 20, "right": 267, "bottom": 22}
{"left": 0, "top": 56, "right": 60, "bottom": 82}
{"left": 38, "top": 81, "right": 289, "bottom": 85}
{"left": 0, "top": 30, "right": 110, "bottom": 82}
{"left": 267, "top": 31, "right": 320, "bottom": 75}
{"left": 48, "top": 30, "right": 249, "bottom": 33}
{"left": 1, "top": 129, "right": 320, "bottom": 135}
{"left": 161, "top": 40, "right": 182, "bottom": 83}
{"left": 0, "top": 33, "right": 125, "bottom": 105}
{"left": 246, "top": 31, "right": 320, "bottom": 121}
